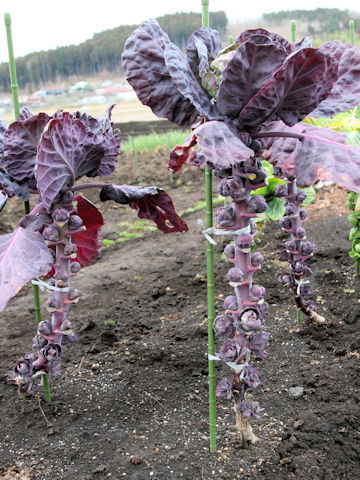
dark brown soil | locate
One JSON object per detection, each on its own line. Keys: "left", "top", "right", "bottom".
{"left": 0, "top": 152, "right": 359, "bottom": 480}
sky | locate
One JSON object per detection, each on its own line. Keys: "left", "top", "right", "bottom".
{"left": 0, "top": 0, "right": 359, "bottom": 63}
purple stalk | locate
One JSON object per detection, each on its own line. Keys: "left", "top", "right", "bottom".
{"left": 277, "top": 174, "right": 326, "bottom": 325}
{"left": 214, "top": 159, "right": 269, "bottom": 445}
{"left": 10, "top": 191, "right": 80, "bottom": 395}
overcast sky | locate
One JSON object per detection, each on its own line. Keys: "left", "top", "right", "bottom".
{"left": 0, "top": 0, "right": 359, "bottom": 63}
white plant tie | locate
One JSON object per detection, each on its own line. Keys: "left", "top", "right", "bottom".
{"left": 294, "top": 277, "right": 310, "bottom": 295}
{"left": 32, "top": 278, "right": 70, "bottom": 293}
{"left": 197, "top": 219, "right": 251, "bottom": 246}
{"left": 208, "top": 347, "right": 251, "bottom": 372}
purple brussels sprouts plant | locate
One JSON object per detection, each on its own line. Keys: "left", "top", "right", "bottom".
{"left": 1, "top": 106, "right": 187, "bottom": 398}
{"left": 122, "top": 20, "right": 360, "bottom": 442}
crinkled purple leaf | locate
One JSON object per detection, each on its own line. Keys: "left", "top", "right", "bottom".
{"left": 121, "top": 19, "right": 198, "bottom": 126}
{"left": 217, "top": 39, "right": 288, "bottom": 117}
{"left": 0, "top": 227, "right": 54, "bottom": 312}
{"left": 235, "top": 48, "right": 338, "bottom": 129}
{"left": 73, "top": 105, "right": 120, "bottom": 177}
{"left": 164, "top": 42, "right": 218, "bottom": 121}
{"left": 19, "top": 214, "right": 44, "bottom": 231}
{"left": 0, "top": 190, "right": 7, "bottom": 212}
{"left": 0, "top": 167, "right": 30, "bottom": 201}
{"left": 263, "top": 121, "right": 360, "bottom": 191}
{"left": 0, "top": 119, "right": 5, "bottom": 159}
{"left": 3, "top": 112, "right": 51, "bottom": 181}
{"left": 17, "top": 107, "right": 34, "bottom": 121}
{"left": 311, "top": 41, "right": 360, "bottom": 117}
{"left": 36, "top": 112, "right": 105, "bottom": 211}
{"left": 236, "top": 28, "right": 311, "bottom": 53}
{"left": 186, "top": 27, "right": 221, "bottom": 83}
{"left": 100, "top": 184, "right": 187, "bottom": 233}
{"left": 169, "top": 121, "right": 253, "bottom": 172}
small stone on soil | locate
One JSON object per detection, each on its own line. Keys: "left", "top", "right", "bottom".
{"left": 289, "top": 386, "right": 304, "bottom": 398}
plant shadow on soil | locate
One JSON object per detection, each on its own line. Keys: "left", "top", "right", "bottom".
{"left": 0, "top": 151, "right": 359, "bottom": 480}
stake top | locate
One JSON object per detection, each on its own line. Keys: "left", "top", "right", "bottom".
{"left": 202, "top": 0, "right": 209, "bottom": 5}
{"left": 4, "top": 13, "right": 11, "bottom": 26}
{"left": 349, "top": 19, "right": 355, "bottom": 28}
{"left": 291, "top": 20, "right": 296, "bottom": 31}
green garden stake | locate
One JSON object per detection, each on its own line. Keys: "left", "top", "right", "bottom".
{"left": 130, "top": 136, "right": 144, "bottom": 185}
{"left": 350, "top": 20, "right": 355, "bottom": 45}
{"left": 167, "top": 132, "right": 174, "bottom": 185}
{"left": 4, "top": 13, "right": 51, "bottom": 403}
{"left": 290, "top": 19, "right": 302, "bottom": 326}
{"left": 201, "top": 0, "right": 217, "bottom": 454}
{"left": 291, "top": 20, "right": 296, "bottom": 43}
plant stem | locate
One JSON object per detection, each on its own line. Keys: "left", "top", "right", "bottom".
{"left": 297, "top": 308, "right": 302, "bottom": 326}
{"left": 4, "top": 13, "right": 51, "bottom": 403}
{"left": 202, "top": 0, "right": 217, "bottom": 454}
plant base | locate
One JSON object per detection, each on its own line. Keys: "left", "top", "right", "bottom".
{"left": 235, "top": 408, "right": 259, "bottom": 446}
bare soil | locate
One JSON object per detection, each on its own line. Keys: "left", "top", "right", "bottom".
{"left": 0, "top": 151, "right": 359, "bottom": 480}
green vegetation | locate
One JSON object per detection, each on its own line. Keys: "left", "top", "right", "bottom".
{"left": 102, "top": 219, "right": 159, "bottom": 248}
{"left": 122, "top": 130, "right": 189, "bottom": 154}
{"left": 0, "top": 11, "right": 227, "bottom": 91}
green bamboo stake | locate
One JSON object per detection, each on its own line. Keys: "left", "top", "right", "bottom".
{"left": 349, "top": 20, "right": 355, "bottom": 45}
{"left": 201, "top": 0, "right": 216, "bottom": 454}
{"left": 290, "top": 20, "right": 302, "bottom": 326}
{"left": 4, "top": 13, "right": 51, "bottom": 403}
{"left": 290, "top": 20, "right": 296, "bottom": 43}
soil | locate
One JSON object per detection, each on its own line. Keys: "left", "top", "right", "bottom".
{"left": 0, "top": 151, "right": 359, "bottom": 480}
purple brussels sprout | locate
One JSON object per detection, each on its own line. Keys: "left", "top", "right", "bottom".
{"left": 240, "top": 309, "right": 262, "bottom": 331}
{"left": 279, "top": 273, "right": 293, "bottom": 286}
{"left": 14, "top": 358, "right": 33, "bottom": 377}
{"left": 279, "top": 216, "right": 292, "bottom": 230}
{"left": 46, "top": 296, "right": 60, "bottom": 311}
{"left": 32, "top": 335, "right": 48, "bottom": 350}
{"left": 42, "top": 225, "right": 60, "bottom": 242}
{"left": 70, "top": 261, "right": 81, "bottom": 273}
{"left": 274, "top": 184, "right": 288, "bottom": 197}
{"left": 296, "top": 190, "right": 307, "bottom": 203}
{"left": 249, "top": 331, "right": 269, "bottom": 359}
{"left": 240, "top": 366, "right": 261, "bottom": 388}
{"left": 227, "top": 267, "right": 244, "bottom": 285}
{"left": 295, "top": 227, "right": 306, "bottom": 239}
{"left": 300, "top": 241, "right": 317, "bottom": 256}
{"left": 285, "top": 240, "right": 297, "bottom": 252}
{"left": 299, "top": 209, "right": 308, "bottom": 220}
{"left": 54, "top": 270, "right": 69, "bottom": 285}
{"left": 215, "top": 206, "right": 235, "bottom": 227}
{"left": 216, "top": 378, "right": 232, "bottom": 400}
{"left": 52, "top": 207, "right": 71, "bottom": 224}
{"left": 235, "top": 233, "right": 254, "bottom": 252}
{"left": 64, "top": 243, "right": 77, "bottom": 257}
{"left": 67, "top": 215, "right": 83, "bottom": 230}
{"left": 259, "top": 302, "right": 270, "bottom": 320}
{"left": 248, "top": 195, "right": 267, "bottom": 214}
{"left": 251, "top": 252, "right": 264, "bottom": 267}
{"left": 218, "top": 177, "right": 245, "bottom": 199}
{"left": 218, "top": 340, "right": 242, "bottom": 363}
{"left": 237, "top": 400, "right": 263, "bottom": 419}
{"left": 61, "top": 190, "right": 75, "bottom": 203}
{"left": 68, "top": 289, "right": 81, "bottom": 302}
{"left": 41, "top": 343, "right": 62, "bottom": 363}
{"left": 213, "top": 315, "right": 235, "bottom": 339}
{"left": 300, "top": 284, "right": 313, "bottom": 296}
{"left": 250, "top": 285, "right": 266, "bottom": 301}
{"left": 224, "top": 243, "right": 235, "bottom": 261}
{"left": 38, "top": 319, "right": 52, "bottom": 336}
{"left": 285, "top": 203, "right": 297, "bottom": 216}
{"left": 224, "top": 295, "right": 238, "bottom": 311}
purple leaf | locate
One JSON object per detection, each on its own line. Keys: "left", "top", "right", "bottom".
{"left": 217, "top": 38, "right": 288, "bottom": 117}
{"left": 311, "top": 41, "right": 360, "bottom": 117}
{"left": 236, "top": 48, "right": 338, "bottom": 129}
{"left": 36, "top": 112, "right": 105, "bottom": 210}
{"left": 73, "top": 105, "right": 120, "bottom": 177}
{"left": 3, "top": 112, "right": 51, "bottom": 181}
{"left": 169, "top": 121, "right": 254, "bottom": 172}
{"left": 236, "top": 28, "right": 293, "bottom": 53}
{"left": 186, "top": 27, "right": 221, "bottom": 83}
{"left": 0, "top": 227, "right": 54, "bottom": 312}
{"left": 121, "top": 19, "right": 199, "bottom": 126}
{"left": 0, "top": 190, "right": 7, "bottom": 212}
{"left": 17, "top": 107, "right": 34, "bottom": 121}
{"left": 0, "top": 119, "right": 5, "bottom": 159}
{"left": 0, "top": 167, "right": 30, "bottom": 201}
{"left": 164, "top": 42, "right": 218, "bottom": 120}
{"left": 263, "top": 121, "right": 360, "bottom": 191}
{"left": 100, "top": 184, "right": 188, "bottom": 233}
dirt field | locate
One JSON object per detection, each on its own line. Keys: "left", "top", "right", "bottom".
{"left": 0, "top": 150, "right": 359, "bottom": 480}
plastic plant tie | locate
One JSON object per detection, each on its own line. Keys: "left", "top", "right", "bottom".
{"left": 294, "top": 277, "right": 310, "bottom": 295}
{"left": 207, "top": 353, "right": 250, "bottom": 372}
{"left": 198, "top": 219, "right": 251, "bottom": 245}
{"left": 32, "top": 278, "right": 70, "bottom": 293}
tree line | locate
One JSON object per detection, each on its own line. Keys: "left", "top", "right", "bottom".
{"left": 0, "top": 11, "right": 227, "bottom": 92}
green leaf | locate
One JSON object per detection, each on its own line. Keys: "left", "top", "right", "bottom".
{"left": 346, "top": 131, "right": 360, "bottom": 148}
{"left": 301, "top": 186, "right": 316, "bottom": 206}
{"left": 265, "top": 197, "right": 285, "bottom": 221}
